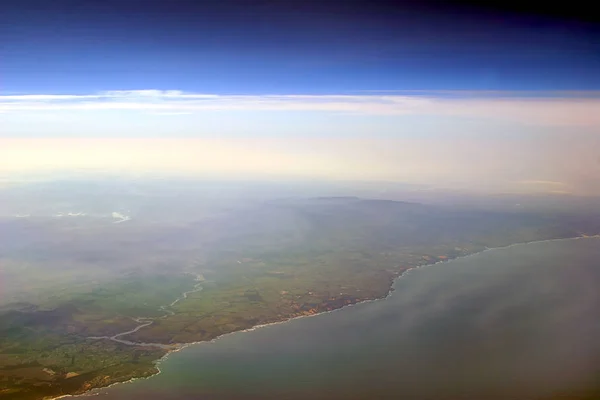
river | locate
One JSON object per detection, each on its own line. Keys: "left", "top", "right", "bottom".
{"left": 78, "top": 237, "right": 600, "bottom": 399}
{"left": 86, "top": 278, "right": 204, "bottom": 349}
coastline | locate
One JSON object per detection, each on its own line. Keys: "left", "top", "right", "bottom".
{"left": 50, "top": 233, "right": 600, "bottom": 400}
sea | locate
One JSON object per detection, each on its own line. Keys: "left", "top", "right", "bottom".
{"left": 79, "top": 237, "right": 600, "bottom": 400}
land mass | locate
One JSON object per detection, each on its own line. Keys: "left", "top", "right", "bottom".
{"left": 2, "top": 197, "right": 600, "bottom": 399}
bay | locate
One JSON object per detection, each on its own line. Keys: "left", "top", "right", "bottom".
{"left": 86, "top": 237, "right": 600, "bottom": 399}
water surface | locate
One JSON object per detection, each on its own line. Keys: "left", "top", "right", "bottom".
{"left": 88, "top": 237, "right": 600, "bottom": 399}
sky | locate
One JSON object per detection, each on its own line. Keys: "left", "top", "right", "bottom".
{"left": 1, "top": 0, "right": 599, "bottom": 195}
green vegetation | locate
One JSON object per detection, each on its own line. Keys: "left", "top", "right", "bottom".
{"left": 2, "top": 198, "right": 600, "bottom": 399}
{"left": 0, "top": 332, "right": 166, "bottom": 400}
{"left": 0, "top": 274, "right": 192, "bottom": 399}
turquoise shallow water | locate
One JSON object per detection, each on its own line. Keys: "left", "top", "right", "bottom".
{"left": 85, "top": 237, "right": 600, "bottom": 400}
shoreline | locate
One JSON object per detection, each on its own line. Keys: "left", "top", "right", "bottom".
{"left": 51, "top": 233, "right": 600, "bottom": 400}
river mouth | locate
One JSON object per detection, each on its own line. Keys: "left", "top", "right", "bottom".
{"left": 79, "top": 236, "right": 600, "bottom": 400}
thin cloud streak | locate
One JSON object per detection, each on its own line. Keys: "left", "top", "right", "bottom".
{"left": 1, "top": 90, "right": 600, "bottom": 127}
{"left": 518, "top": 180, "right": 567, "bottom": 186}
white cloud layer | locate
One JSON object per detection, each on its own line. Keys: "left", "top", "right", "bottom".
{"left": 2, "top": 90, "right": 600, "bottom": 127}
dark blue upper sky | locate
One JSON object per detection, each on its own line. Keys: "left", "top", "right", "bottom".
{"left": 2, "top": 0, "right": 599, "bottom": 94}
